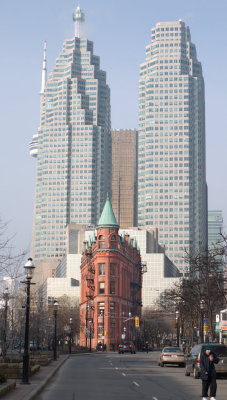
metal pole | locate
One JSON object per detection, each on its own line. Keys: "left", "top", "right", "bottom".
{"left": 69, "top": 329, "right": 72, "bottom": 354}
{"left": 22, "top": 279, "right": 31, "bottom": 384}
{"left": 201, "top": 311, "right": 203, "bottom": 343}
{"left": 177, "top": 319, "right": 179, "bottom": 347}
{"left": 89, "top": 323, "right": 92, "bottom": 353}
{"left": 2, "top": 298, "right": 8, "bottom": 360}
{"left": 102, "top": 310, "right": 104, "bottom": 351}
{"left": 53, "top": 310, "right": 57, "bottom": 360}
{"left": 85, "top": 303, "right": 88, "bottom": 349}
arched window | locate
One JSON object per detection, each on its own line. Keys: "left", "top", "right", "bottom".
{"left": 98, "top": 235, "right": 105, "bottom": 249}
{"left": 110, "top": 235, "right": 117, "bottom": 249}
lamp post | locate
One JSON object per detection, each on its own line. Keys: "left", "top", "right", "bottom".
{"left": 85, "top": 303, "right": 89, "bottom": 349}
{"left": 21, "top": 258, "right": 35, "bottom": 384}
{"left": 69, "top": 318, "right": 72, "bottom": 354}
{"left": 200, "top": 300, "right": 205, "bottom": 344}
{"left": 2, "top": 288, "right": 9, "bottom": 360}
{"left": 175, "top": 310, "right": 179, "bottom": 347}
{"left": 53, "top": 300, "right": 59, "bottom": 361}
{"left": 100, "top": 309, "right": 104, "bottom": 351}
{"left": 89, "top": 320, "right": 92, "bottom": 353}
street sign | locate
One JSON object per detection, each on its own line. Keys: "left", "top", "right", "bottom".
{"left": 216, "top": 314, "right": 220, "bottom": 323}
{"left": 101, "top": 335, "right": 105, "bottom": 340}
{"left": 121, "top": 334, "right": 125, "bottom": 340}
{"left": 215, "top": 322, "right": 221, "bottom": 333}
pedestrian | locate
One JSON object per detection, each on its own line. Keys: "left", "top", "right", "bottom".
{"left": 200, "top": 344, "right": 219, "bottom": 400}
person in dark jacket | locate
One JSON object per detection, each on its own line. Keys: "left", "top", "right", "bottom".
{"left": 200, "top": 344, "right": 219, "bottom": 400}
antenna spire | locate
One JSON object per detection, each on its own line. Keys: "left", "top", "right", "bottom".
{"left": 40, "top": 39, "right": 47, "bottom": 95}
{"left": 73, "top": 5, "right": 85, "bottom": 38}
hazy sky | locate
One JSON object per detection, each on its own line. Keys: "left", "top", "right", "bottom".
{"left": 0, "top": 0, "right": 226, "bottom": 256}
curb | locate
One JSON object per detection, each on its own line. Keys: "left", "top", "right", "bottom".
{"left": 0, "top": 381, "right": 16, "bottom": 398}
{"left": 23, "top": 356, "right": 69, "bottom": 400}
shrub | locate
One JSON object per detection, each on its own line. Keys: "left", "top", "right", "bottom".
{"left": 0, "top": 374, "right": 7, "bottom": 384}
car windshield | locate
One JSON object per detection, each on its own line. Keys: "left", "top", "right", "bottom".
{"left": 163, "top": 347, "right": 181, "bottom": 353}
{"left": 201, "top": 345, "right": 227, "bottom": 356}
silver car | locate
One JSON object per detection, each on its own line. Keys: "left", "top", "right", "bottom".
{"left": 185, "top": 343, "right": 227, "bottom": 378}
{"left": 159, "top": 347, "right": 186, "bottom": 367}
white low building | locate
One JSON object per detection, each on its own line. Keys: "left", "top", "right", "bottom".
{"left": 39, "top": 225, "right": 180, "bottom": 308}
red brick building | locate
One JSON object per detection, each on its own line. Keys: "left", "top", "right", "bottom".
{"left": 80, "top": 196, "right": 142, "bottom": 350}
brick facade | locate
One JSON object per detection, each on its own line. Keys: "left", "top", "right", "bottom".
{"left": 80, "top": 226, "right": 142, "bottom": 351}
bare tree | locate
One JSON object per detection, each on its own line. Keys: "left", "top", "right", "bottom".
{"left": 160, "top": 235, "right": 227, "bottom": 343}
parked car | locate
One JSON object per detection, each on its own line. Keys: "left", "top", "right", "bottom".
{"left": 185, "top": 343, "right": 227, "bottom": 378}
{"left": 118, "top": 341, "right": 136, "bottom": 354}
{"left": 159, "top": 347, "right": 186, "bottom": 367}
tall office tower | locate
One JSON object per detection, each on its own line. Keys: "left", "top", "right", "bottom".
{"left": 30, "top": 6, "right": 111, "bottom": 263}
{"left": 111, "top": 129, "right": 138, "bottom": 228}
{"left": 208, "top": 210, "right": 223, "bottom": 249}
{"left": 138, "top": 21, "right": 207, "bottom": 274}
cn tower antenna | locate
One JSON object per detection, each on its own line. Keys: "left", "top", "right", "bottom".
{"left": 73, "top": 5, "right": 85, "bottom": 38}
{"left": 40, "top": 39, "right": 47, "bottom": 95}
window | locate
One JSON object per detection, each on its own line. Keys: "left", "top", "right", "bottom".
{"left": 110, "top": 302, "right": 115, "bottom": 317}
{"left": 98, "top": 302, "right": 105, "bottom": 316}
{"left": 110, "top": 263, "right": 116, "bottom": 276}
{"left": 110, "top": 235, "right": 117, "bottom": 249}
{"left": 98, "top": 323, "right": 103, "bottom": 339}
{"left": 99, "top": 235, "right": 105, "bottom": 249}
{"left": 110, "top": 280, "right": 115, "bottom": 295}
{"left": 99, "top": 263, "right": 105, "bottom": 275}
{"left": 99, "top": 282, "right": 105, "bottom": 294}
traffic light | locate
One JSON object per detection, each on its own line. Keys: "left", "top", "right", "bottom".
{"left": 135, "top": 316, "right": 139, "bottom": 327}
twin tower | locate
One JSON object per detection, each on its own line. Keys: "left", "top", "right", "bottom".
{"left": 30, "top": 7, "right": 207, "bottom": 276}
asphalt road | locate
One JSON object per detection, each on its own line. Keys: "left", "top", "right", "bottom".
{"left": 36, "top": 351, "right": 227, "bottom": 400}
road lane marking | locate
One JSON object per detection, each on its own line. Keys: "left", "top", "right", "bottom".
{"left": 115, "top": 367, "right": 118, "bottom": 370}
{"left": 152, "top": 397, "right": 158, "bottom": 400}
{"left": 122, "top": 373, "right": 126, "bottom": 376}
{"left": 133, "top": 381, "right": 140, "bottom": 387}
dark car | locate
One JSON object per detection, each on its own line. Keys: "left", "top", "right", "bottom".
{"left": 185, "top": 343, "right": 227, "bottom": 378}
{"left": 118, "top": 341, "right": 136, "bottom": 354}
{"left": 141, "top": 343, "right": 153, "bottom": 352}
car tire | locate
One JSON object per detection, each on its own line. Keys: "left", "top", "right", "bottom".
{"left": 193, "top": 368, "right": 200, "bottom": 379}
{"left": 160, "top": 362, "right": 164, "bottom": 367}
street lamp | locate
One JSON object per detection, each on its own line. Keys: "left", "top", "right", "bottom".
{"left": 86, "top": 303, "right": 89, "bottom": 349}
{"left": 100, "top": 309, "right": 104, "bottom": 351}
{"left": 200, "top": 300, "right": 205, "bottom": 343}
{"left": 21, "top": 258, "right": 35, "bottom": 384}
{"left": 2, "top": 288, "right": 9, "bottom": 360}
{"left": 175, "top": 310, "right": 179, "bottom": 347}
{"left": 53, "top": 300, "right": 59, "bottom": 361}
{"left": 89, "top": 320, "right": 92, "bottom": 353}
{"left": 69, "top": 318, "right": 72, "bottom": 354}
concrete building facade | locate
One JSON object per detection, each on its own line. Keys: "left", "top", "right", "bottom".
{"left": 111, "top": 129, "right": 138, "bottom": 228}
{"left": 138, "top": 20, "right": 207, "bottom": 275}
{"left": 119, "top": 227, "right": 180, "bottom": 308}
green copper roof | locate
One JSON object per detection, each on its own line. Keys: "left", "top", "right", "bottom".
{"left": 97, "top": 194, "right": 119, "bottom": 229}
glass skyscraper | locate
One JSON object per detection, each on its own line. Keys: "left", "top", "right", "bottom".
{"left": 208, "top": 210, "right": 223, "bottom": 249}
{"left": 31, "top": 7, "right": 111, "bottom": 263}
{"left": 138, "top": 21, "right": 207, "bottom": 274}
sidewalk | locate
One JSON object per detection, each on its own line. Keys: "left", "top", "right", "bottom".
{"left": 1, "top": 354, "right": 69, "bottom": 400}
